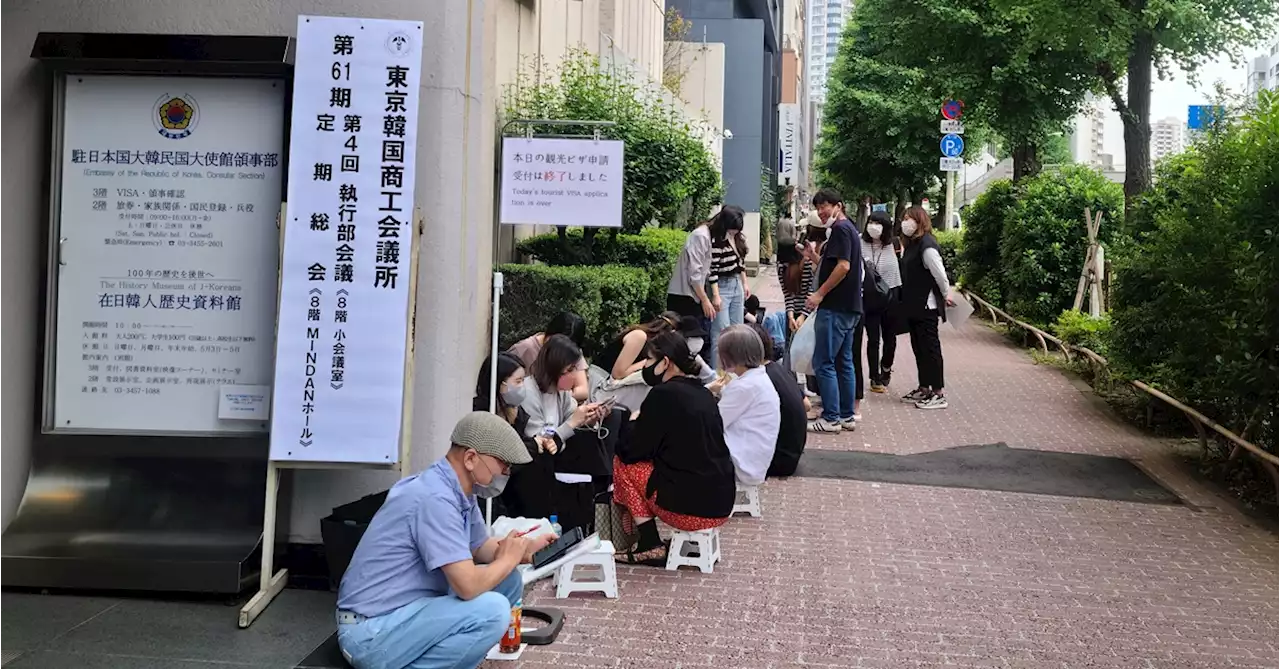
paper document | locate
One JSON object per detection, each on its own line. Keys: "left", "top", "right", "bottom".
{"left": 946, "top": 292, "right": 974, "bottom": 329}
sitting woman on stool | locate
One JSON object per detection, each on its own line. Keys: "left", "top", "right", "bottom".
{"left": 715, "top": 325, "right": 781, "bottom": 487}
{"left": 613, "top": 332, "right": 735, "bottom": 566}
{"left": 473, "top": 352, "right": 554, "bottom": 520}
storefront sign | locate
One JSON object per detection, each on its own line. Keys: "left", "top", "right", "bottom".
{"left": 498, "top": 137, "right": 625, "bottom": 228}
{"left": 51, "top": 75, "right": 286, "bottom": 434}
{"left": 778, "top": 103, "right": 799, "bottom": 183}
{"left": 270, "top": 15, "right": 423, "bottom": 464}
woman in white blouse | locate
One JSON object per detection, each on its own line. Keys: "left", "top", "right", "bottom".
{"left": 860, "top": 211, "right": 904, "bottom": 393}
{"left": 714, "top": 325, "right": 780, "bottom": 486}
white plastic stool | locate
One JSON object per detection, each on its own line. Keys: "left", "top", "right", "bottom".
{"left": 666, "top": 528, "right": 721, "bottom": 573}
{"left": 553, "top": 539, "right": 618, "bottom": 598}
{"left": 732, "top": 484, "right": 762, "bottom": 517}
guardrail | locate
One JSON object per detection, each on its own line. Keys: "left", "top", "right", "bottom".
{"left": 962, "top": 290, "right": 1279, "bottom": 486}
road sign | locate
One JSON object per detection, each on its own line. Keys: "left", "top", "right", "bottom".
{"left": 1187, "top": 105, "right": 1223, "bottom": 131}
{"left": 939, "top": 157, "right": 963, "bottom": 172}
{"left": 940, "top": 133, "right": 965, "bottom": 158}
{"left": 940, "top": 119, "right": 965, "bottom": 134}
{"left": 941, "top": 99, "right": 964, "bottom": 120}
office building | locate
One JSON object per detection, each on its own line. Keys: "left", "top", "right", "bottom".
{"left": 1068, "top": 95, "right": 1105, "bottom": 166}
{"left": 1247, "top": 41, "right": 1279, "bottom": 95}
{"left": 1151, "top": 116, "right": 1185, "bottom": 162}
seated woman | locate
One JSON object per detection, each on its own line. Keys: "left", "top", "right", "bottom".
{"left": 508, "top": 312, "right": 590, "bottom": 401}
{"left": 472, "top": 352, "right": 555, "bottom": 520}
{"left": 613, "top": 332, "right": 735, "bottom": 566}
{"left": 747, "top": 323, "right": 808, "bottom": 477}
{"left": 588, "top": 312, "right": 680, "bottom": 410}
{"left": 714, "top": 325, "right": 781, "bottom": 487}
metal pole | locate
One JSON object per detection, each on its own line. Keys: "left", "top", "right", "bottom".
{"left": 944, "top": 170, "right": 955, "bottom": 230}
{"left": 486, "top": 271, "right": 504, "bottom": 528}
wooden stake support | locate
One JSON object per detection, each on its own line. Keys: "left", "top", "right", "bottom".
{"left": 1072, "top": 207, "right": 1105, "bottom": 315}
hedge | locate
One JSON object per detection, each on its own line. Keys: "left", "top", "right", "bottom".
{"left": 516, "top": 227, "right": 687, "bottom": 317}
{"left": 957, "top": 179, "right": 1016, "bottom": 302}
{"left": 933, "top": 229, "right": 962, "bottom": 286}
{"left": 496, "top": 263, "right": 650, "bottom": 357}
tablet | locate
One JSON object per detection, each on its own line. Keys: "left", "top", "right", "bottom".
{"left": 531, "top": 526, "right": 585, "bottom": 569}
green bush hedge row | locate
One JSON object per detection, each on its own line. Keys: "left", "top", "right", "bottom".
{"left": 496, "top": 263, "right": 650, "bottom": 357}
{"left": 933, "top": 229, "right": 962, "bottom": 286}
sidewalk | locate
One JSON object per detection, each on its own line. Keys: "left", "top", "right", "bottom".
{"left": 501, "top": 266, "right": 1278, "bottom": 669}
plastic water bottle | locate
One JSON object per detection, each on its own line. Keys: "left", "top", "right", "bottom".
{"left": 549, "top": 515, "right": 562, "bottom": 536}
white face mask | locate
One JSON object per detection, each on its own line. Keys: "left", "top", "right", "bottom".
{"left": 866, "top": 223, "right": 883, "bottom": 240}
{"left": 900, "top": 220, "right": 918, "bottom": 237}
{"left": 686, "top": 337, "right": 704, "bottom": 355}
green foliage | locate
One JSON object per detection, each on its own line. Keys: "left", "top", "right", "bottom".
{"left": 503, "top": 50, "right": 721, "bottom": 234}
{"left": 1051, "top": 310, "right": 1111, "bottom": 354}
{"left": 1108, "top": 92, "right": 1279, "bottom": 454}
{"left": 958, "top": 180, "right": 1016, "bottom": 302}
{"left": 999, "top": 165, "right": 1124, "bottom": 325}
{"left": 497, "top": 263, "right": 650, "bottom": 357}
{"left": 932, "top": 229, "right": 963, "bottom": 286}
{"left": 516, "top": 227, "right": 687, "bottom": 317}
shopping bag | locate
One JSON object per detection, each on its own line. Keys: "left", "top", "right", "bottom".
{"left": 790, "top": 315, "right": 817, "bottom": 376}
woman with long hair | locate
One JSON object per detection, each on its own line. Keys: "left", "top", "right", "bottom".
{"left": 898, "top": 206, "right": 953, "bottom": 410}
{"left": 473, "top": 353, "right": 552, "bottom": 519}
{"left": 507, "top": 311, "right": 590, "bottom": 401}
{"left": 861, "top": 211, "right": 903, "bottom": 393}
{"left": 706, "top": 208, "right": 749, "bottom": 368}
{"left": 612, "top": 331, "right": 735, "bottom": 566}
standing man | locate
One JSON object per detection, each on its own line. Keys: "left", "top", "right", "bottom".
{"left": 805, "top": 188, "right": 863, "bottom": 433}
{"left": 336, "top": 411, "right": 556, "bottom": 669}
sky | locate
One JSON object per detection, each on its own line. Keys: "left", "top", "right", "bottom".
{"left": 1099, "top": 41, "right": 1275, "bottom": 161}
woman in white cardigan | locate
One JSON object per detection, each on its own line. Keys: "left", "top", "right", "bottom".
{"left": 714, "top": 325, "right": 781, "bottom": 486}
{"left": 520, "top": 335, "right": 605, "bottom": 451}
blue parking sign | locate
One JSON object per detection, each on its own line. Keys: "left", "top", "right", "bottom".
{"left": 940, "top": 133, "right": 965, "bottom": 158}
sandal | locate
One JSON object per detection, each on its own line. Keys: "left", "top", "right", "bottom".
{"left": 614, "top": 540, "right": 669, "bottom": 567}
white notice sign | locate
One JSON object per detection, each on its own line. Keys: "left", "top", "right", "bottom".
{"left": 270, "top": 15, "right": 424, "bottom": 464}
{"left": 52, "top": 75, "right": 285, "bottom": 434}
{"left": 499, "top": 137, "right": 625, "bottom": 228}
{"left": 939, "top": 157, "right": 964, "bottom": 172}
{"left": 778, "top": 103, "right": 799, "bottom": 183}
{"left": 940, "top": 120, "right": 965, "bottom": 134}
{"left": 219, "top": 384, "right": 270, "bottom": 420}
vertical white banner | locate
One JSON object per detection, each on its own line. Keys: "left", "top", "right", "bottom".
{"left": 270, "top": 15, "right": 423, "bottom": 464}
{"left": 778, "top": 103, "right": 799, "bottom": 183}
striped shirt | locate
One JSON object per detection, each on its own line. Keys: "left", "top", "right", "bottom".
{"left": 777, "top": 260, "right": 816, "bottom": 317}
{"left": 709, "top": 237, "right": 743, "bottom": 283}
{"left": 861, "top": 241, "right": 903, "bottom": 289}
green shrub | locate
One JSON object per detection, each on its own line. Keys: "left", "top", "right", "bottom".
{"left": 497, "top": 263, "right": 649, "bottom": 357}
{"left": 1109, "top": 92, "right": 1278, "bottom": 454}
{"left": 516, "top": 227, "right": 686, "bottom": 316}
{"left": 958, "top": 179, "right": 1016, "bottom": 302}
{"left": 999, "top": 165, "right": 1124, "bottom": 326}
{"left": 933, "top": 229, "right": 963, "bottom": 286}
{"left": 1051, "top": 310, "right": 1111, "bottom": 355}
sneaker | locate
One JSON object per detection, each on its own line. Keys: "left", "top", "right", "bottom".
{"left": 901, "top": 388, "right": 929, "bottom": 403}
{"left": 808, "top": 418, "right": 842, "bottom": 433}
{"left": 870, "top": 381, "right": 887, "bottom": 393}
{"left": 882, "top": 369, "right": 893, "bottom": 386}
{"left": 840, "top": 418, "right": 857, "bottom": 431}
{"left": 916, "top": 393, "right": 949, "bottom": 410}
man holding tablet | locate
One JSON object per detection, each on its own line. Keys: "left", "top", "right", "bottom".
{"left": 336, "top": 411, "right": 556, "bottom": 669}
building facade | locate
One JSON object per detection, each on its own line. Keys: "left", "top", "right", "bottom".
{"left": 1, "top": 0, "right": 725, "bottom": 554}
{"left": 1247, "top": 41, "right": 1280, "bottom": 96}
{"left": 1151, "top": 116, "right": 1186, "bottom": 163}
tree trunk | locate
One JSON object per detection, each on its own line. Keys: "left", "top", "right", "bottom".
{"left": 1011, "top": 141, "right": 1041, "bottom": 182}
{"left": 893, "top": 187, "right": 909, "bottom": 223}
{"left": 1121, "top": 29, "right": 1154, "bottom": 222}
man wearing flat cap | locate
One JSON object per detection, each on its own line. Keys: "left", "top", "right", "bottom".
{"left": 335, "top": 411, "right": 557, "bottom": 669}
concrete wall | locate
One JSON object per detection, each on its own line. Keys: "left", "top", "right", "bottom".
{"left": 1, "top": 0, "right": 497, "bottom": 541}
{"left": 674, "top": 42, "right": 726, "bottom": 166}
{"left": 599, "top": 0, "right": 664, "bottom": 84}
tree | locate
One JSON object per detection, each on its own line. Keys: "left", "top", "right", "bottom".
{"left": 814, "top": 20, "right": 940, "bottom": 207}
{"left": 1012, "top": 0, "right": 1276, "bottom": 216}
{"left": 856, "top": 0, "right": 1118, "bottom": 181}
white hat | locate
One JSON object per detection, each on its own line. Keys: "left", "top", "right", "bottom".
{"left": 804, "top": 210, "right": 829, "bottom": 229}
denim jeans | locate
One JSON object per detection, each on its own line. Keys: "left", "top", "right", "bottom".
{"left": 708, "top": 274, "right": 745, "bottom": 369}
{"left": 812, "top": 307, "right": 860, "bottom": 423}
{"left": 337, "top": 568, "right": 523, "bottom": 669}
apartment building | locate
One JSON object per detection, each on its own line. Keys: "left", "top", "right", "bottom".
{"left": 1151, "top": 116, "right": 1186, "bottom": 162}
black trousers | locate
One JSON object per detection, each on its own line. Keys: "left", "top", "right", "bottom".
{"left": 907, "top": 310, "right": 945, "bottom": 390}
{"left": 863, "top": 306, "right": 898, "bottom": 382}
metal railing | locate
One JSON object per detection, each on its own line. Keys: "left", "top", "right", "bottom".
{"left": 963, "top": 290, "right": 1279, "bottom": 485}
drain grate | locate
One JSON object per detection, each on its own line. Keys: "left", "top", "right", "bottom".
{"left": 2, "top": 650, "right": 23, "bottom": 666}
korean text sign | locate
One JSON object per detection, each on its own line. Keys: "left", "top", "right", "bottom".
{"left": 270, "top": 15, "right": 423, "bottom": 464}
{"left": 499, "top": 137, "right": 625, "bottom": 228}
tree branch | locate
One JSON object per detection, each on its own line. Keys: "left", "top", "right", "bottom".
{"left": 1096, "top": 62, "right": 1133, "bottom": 126}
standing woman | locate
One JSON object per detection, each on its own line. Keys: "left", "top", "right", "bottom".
{"left": 898, "top": 206, "right": 953, "bottom": 409}
{"left": 861, "top": 211, "right": 903, "bottom": 393}
{"left": 667, "top": 209, "right": 728, "bottom": 324}
{"left": 707, "top": 210, "right": 749, "bottom": 368}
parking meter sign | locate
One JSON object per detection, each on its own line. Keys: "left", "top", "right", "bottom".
{"left": 939, "top": 133, "right": 965, "bottom": 158}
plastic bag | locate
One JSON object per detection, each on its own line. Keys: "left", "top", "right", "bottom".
{"left": 790, "top": 315, "right": 816, "bottom": 375}
{"left": 491, "top": 516, "right": 555, "bottom": 540}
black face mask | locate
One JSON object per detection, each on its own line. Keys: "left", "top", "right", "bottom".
{"left": 641, "top": 360, "right": 667, "bottom": 387}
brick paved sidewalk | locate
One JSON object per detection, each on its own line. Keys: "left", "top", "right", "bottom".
{"left": 495, "top": 268, "right": 1278, "bottom": 669}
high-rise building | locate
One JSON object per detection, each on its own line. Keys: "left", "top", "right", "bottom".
{"left": 1247, "top": 41, "right": 1279, "bottom": 96}
{"left": 1151, "top": 117, "right": 1185, "bottom": 162}
{"left": 1068, "top": 95, "right": 1105, "bottom": 166}
{"left": 806, "top": 0, "right": 854, "bottom": 105}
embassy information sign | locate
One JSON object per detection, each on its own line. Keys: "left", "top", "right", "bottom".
{"left": 51, "top": 75, "right": 285, "bottom": 434}
{"left": 499, "top": 136, "right": 625, "bottom": 228}
{"left": 269, "top": 15, "right": 424, "bottom": 464}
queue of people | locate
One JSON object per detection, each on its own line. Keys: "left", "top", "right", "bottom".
{"left": 334, "top": 191, "right": 956, "bottom": 669}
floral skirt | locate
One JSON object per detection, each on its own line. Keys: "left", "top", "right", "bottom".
{"left": 612, "top": 457, "right": 728, "bottom": 534}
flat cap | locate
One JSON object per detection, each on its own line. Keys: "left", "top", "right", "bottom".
{"left": 450, "top": 411, "right": 532, "bottom": 465}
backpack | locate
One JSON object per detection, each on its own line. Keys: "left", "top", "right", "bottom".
{"left": 863, "top": 251, "right": 890, "bottom": 301}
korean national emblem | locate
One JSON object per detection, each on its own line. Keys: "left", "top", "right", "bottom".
{"left": 154, "top": 94, "right": 199, "bottom": 139}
